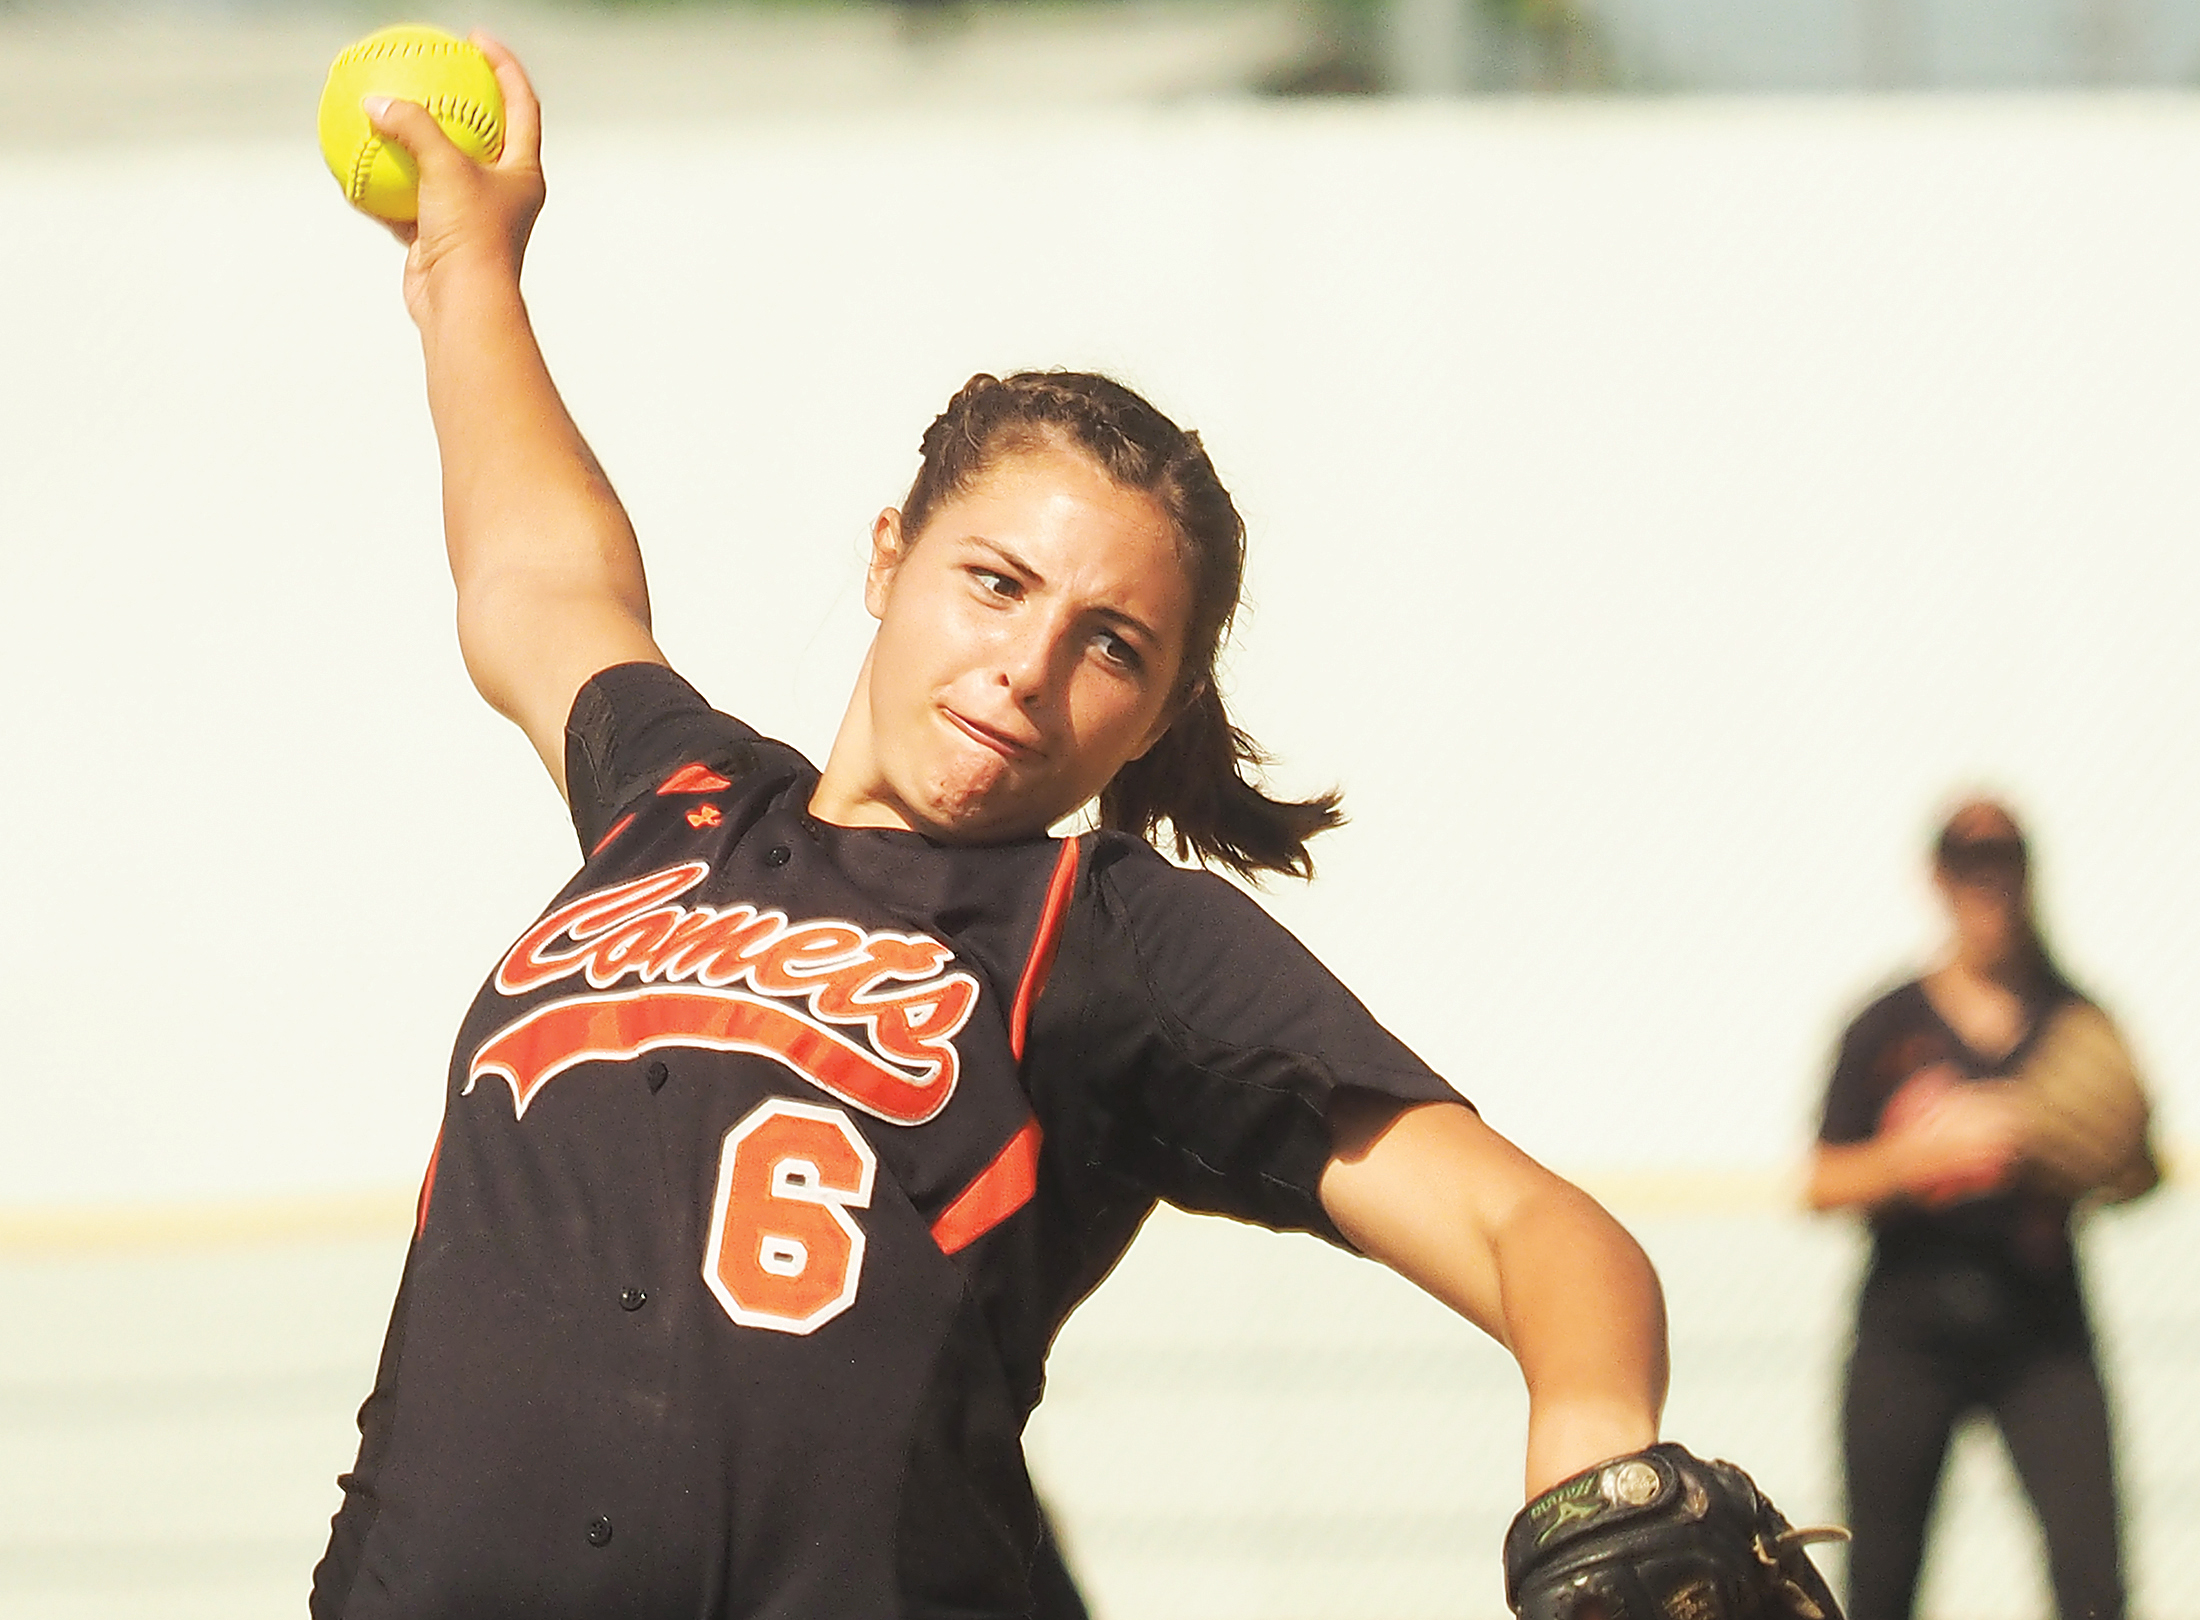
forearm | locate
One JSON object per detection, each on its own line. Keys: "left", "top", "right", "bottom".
{"left": 1487, "top": 1178, "right": 1667, "bottom": 1495}
{"left": 1804, "top": 1138, "right": 1904, "bottom": 1212}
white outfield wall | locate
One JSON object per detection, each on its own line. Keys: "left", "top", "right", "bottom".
{"left": 4, "top": 95, "right": 2198, "bottom": 1204}
{"left": 2, "top": 92, "right": 2199, "bottom": 1617}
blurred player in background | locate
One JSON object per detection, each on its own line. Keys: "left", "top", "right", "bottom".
{"left": 307, "top": 34, "right": 1844, "bottom": 1620}
{"left": 1808, "top": 799, "right": 2159, "bottom": 1620}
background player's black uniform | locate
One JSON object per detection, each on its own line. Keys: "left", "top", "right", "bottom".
{"left": 313, "top": 662, "right": 1461, "bottom": 1620}
{"left": 1820, "top": 980, "right": 2125, "bottom": 1620}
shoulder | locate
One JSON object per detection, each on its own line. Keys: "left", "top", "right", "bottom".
{"left": 1824, "top": 977, "right": 1935, "bottom": 1101}
{"left": 1080, "top": 829, "right": 1310, "bottom": 927}
{"left": 565, "top": 662, "right": 814, "bottom": 854}
{"left": 1077, "top": 832, "right": 1304, "bottom": 972}
{"left": 1068, "top": 832, "right": 1449, "bottom": 1086}
{"left": 2040, "top": 977, "right": 2097, "bottom": 1018}
{"left": 567, "top": 662, "right": 768, "bottom": 772}
{"left": 1025, "top": 832, "right": 1457, "bottom": 1240}
{"left": 1819, "top": 977, "right": 1933, "bottom": 1140}
{"left": 1841, "top": 977, "right": 1930, "bottom": 1046}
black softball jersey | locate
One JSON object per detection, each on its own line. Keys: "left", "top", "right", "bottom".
{"left": 312, "top": 661, "right": 1462, "bottom": 1620}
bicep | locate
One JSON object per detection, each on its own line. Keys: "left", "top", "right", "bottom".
{"left": 1318, "top": 1094, "right": 1544, "bottom": 1337}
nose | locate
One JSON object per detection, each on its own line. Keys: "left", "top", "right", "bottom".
{"left": 995, "top": 612, "right": 1076, "bottom": 711}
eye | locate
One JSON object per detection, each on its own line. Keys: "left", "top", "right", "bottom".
{"left": 969, "top": 568, "right": 1020, "bottom": 601}
{"left": 1093, "top": 628, "right": 1145, "bottom": 675}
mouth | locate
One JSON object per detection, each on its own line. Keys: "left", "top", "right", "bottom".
{"left": 943, "top": 708, "right": 1041, "bottom": 763}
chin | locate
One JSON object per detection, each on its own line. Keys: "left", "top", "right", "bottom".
{"left": 911, "top": 775, "right": 1055, "bottom": 845}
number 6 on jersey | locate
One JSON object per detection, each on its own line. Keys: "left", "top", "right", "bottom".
{"left": 704, "top": 1098, "right": 877, "bottom": 1334}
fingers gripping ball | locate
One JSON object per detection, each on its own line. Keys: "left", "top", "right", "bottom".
{"left": 1504, "top": 1445, "right": 1848, "bottom": 1620}
{"left": 318, "top": 24, "right": 505, "bottom": 222}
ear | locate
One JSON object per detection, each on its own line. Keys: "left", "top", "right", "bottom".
{"left": 863, "top": 509, "right": 907, "bottom": 621}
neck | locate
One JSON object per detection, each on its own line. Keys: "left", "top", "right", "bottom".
{"left": 1940, "top": 947, "right": 2035, "bottom": 997}
{"left": 810, "top": 652, "right": 909, "bottom": 832}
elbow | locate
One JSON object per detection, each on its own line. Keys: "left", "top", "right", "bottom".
{"left": 452, "top": 602, "right": 530, "bottom": 722}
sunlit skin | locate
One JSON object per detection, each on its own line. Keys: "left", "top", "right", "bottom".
{"left": 811, "top": 444, "right": 1194, "bottom": 844}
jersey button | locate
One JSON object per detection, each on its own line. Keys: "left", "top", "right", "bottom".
{"left": 586, "top": 1516, "right": 614, "bottom": 1547}
{"left": 763, "top": 844, "right": 791, "bottom": 867}
{"left": 619, "top": 1287, "right": 648, "bottom": 1312}
{"left": 645, "top": 1060, "right": 669, "bottom": 1093}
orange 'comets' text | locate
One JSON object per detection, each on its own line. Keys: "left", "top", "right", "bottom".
{"left": 469, "top": 863, "right": 980, "bottom": 1125}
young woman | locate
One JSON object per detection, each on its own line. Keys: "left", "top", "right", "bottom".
{"left": 1807, "top": 801, "right": 2136, "bottom": 1620}
{"left": 311, "top": 39, "right": 1671, "bottom": 1618}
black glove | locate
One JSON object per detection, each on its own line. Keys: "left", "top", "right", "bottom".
{"left": 1503, "top": 1443, "right": 1846, "bottom": 1620}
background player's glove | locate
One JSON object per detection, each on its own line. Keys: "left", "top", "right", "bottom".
{"left": 2008, "top": 1002, "right": 2160, "bottom": 1206}
{"left": 1502, "top": 1443, "right": 1846, "bottom": 1620}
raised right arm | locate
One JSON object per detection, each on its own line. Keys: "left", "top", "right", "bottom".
{"left": 366, "top": 37, "right": 666, "bottom": 797}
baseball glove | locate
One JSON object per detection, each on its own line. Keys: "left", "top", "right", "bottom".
{"left": 2008, "top": 1002, "right": 2159, "bottom": 1206}
{"left": 1504, "top": 1444, "right": 1846, "bottom": 1620}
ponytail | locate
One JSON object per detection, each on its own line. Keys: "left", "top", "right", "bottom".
{"left": 1098, "top": 683, "right": 1344, "bottom": 882}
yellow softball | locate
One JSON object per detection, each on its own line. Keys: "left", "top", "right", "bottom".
{"left": 318, "top": 24, "right": 505, "bottom": 223}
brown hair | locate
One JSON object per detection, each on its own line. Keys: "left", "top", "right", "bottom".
{"left": 900, "top": 370, "right": 1343, "bottom": 880}
{"left": 1932, "top": 798, "right": 2078, "bottom": 1000}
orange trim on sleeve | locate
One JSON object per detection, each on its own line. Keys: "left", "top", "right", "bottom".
{"left": 1009, "top": 838, "right": 1081, "bottom": 1063}
{"left": 588, "top": 813, "right": 636, "bottom": 857}
{"left": 929, "top": 1119, "right": 1043, "bottom": 1255}
{"left": 414, "top": 1128, "right": 443, "bottom": 1242}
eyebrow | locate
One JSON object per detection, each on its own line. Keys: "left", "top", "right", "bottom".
{"left": 963, "top": 536, "right": 1165, "bottom": 649}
